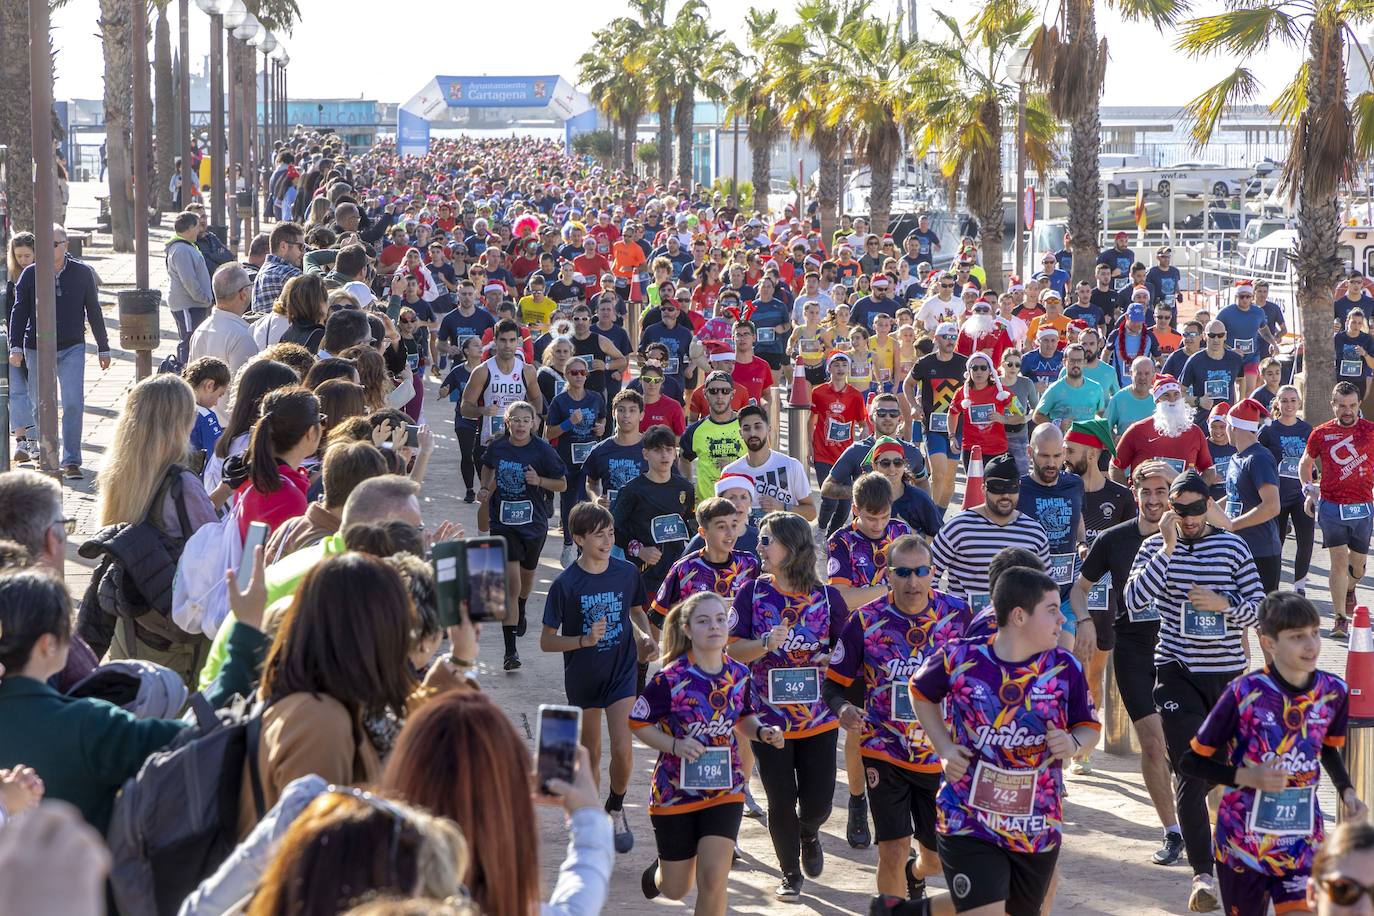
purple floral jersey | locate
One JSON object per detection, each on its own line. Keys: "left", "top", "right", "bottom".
{"left": 965, "top": 607, "right": 998, "bottom": 641}
{"left": 729, "top": 577, "right": 849, "bottom": 738}
{"left": 652, "top": 549, "right": 762, "bottom": 621}
{"left": 909, "top": 638, "right": 1099, "bottom": 852}
{"left": 826, "top": 589, "right": 972, "bottom": 771}
{"left": 1191, "top": 668, "right": 1349, "bottom": 876}
{"left": 629, "top": 653, "right": 756, "bottom": 814}
{"left": 827, "top": 520, "right": 914, "bottom": 588}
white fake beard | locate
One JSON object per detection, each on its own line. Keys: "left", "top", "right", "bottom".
{"left": 963, "top": 314, "right": 995, "bottom": 338}
{"left": 1153, "top": 399, "right": 1196, "bottom": 437}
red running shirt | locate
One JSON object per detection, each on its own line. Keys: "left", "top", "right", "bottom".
{"left": 810, "top": 383, "right": 868, "bottom": 465}
{"left": 1306, "top": 418, "right": 1374, "bottom": 504}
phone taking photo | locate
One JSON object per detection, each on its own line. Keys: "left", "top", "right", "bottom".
{"left": 238, "top": 521, "right": 269, "bottom": 592}
{"left": 432, "top": 536, "right": 509, "bottom": 626}
{"left": 405, "top": 424, "right": 421, "bottom": 448}
{"left": 535, "top": 704, "right": 581, "bottom": 795}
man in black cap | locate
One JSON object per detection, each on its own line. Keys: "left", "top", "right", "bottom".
{"left": 930, "top": 452, "right": 1051, "bottom": 619}
{"left": 1123, "top": 468, "right": 1264, "bottom": 913}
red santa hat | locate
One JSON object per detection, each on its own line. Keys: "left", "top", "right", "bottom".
{"left": 1209, "top": 400, "right": 1231, "bottom": 424}
{"left": 1225, "top": 398, "right": 1270, "bottom": 432}
{"left": 1235, "top": 279, "right": 1254, "bottom": 298}
{"left": 714, "top": 472, "right": 755, "bottom": 497}
{"left": 1151, "top": 375, "right": 1183, "bottom": 401}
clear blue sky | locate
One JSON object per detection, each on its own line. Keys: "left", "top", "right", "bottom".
{"left": 50, "top": 0, "right": 1305, "bottom": 109}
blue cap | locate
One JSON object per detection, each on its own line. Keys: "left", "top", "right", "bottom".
{"left": 1128, "top": 304, "right": 1146, "bottom": 322}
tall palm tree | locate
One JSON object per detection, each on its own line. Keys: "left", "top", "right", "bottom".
{"left": 824, "top": 10, "right": 916, "bottom": 237}
{"left": 909, "top": 3, "right": 1057, "bottom": 289}
{"left": 667, "top": 2, "right": 729, "bottom": 186}
{"left": 0, "top": 0, "right": 35, "bottom": 235}
{"left": 725, "top": 8, "right": 785, "bottom": 209}
{"left": 100, "top": 0, "right": 135, "bottom": 250}
{"left": 611, "top": 0, "right": 675, "bottom": 182}
{"left": 579, "top": 22, "right": 645, "bottom": 175}
{"left": 1175, "top": 0, "right": 1374, "bottom": 421}
{"left": 154, "top": 0, "right": 176, "bottom": 213}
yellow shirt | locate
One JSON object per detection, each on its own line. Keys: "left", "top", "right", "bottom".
{"left": 520, "top": 295, "right": 557, "bottom": 330}
{"left": 870, "top": 334, "right": 900, "bottom": 386}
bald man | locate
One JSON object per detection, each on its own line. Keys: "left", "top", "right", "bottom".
{"left": 1019, "top": 423, "right": 1086, "bottom": 650}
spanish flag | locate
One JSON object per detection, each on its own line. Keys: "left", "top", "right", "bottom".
{"left": 1133, "top": 183, "right": 1147, "bottom": 234}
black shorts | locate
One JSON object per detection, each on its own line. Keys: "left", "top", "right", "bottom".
{"left": 565, "top": 659, "right": 638, "bottom": 710}
{"left": 492, "top": 526, "right": 547, "bottom": 571}
{"left": 650, "top": 802, "right": 744, "bottom": 861}
{"left": 1088, "top": 607, "right": 1116, "bottom": 651}
{"left": 1112, "top": 628, "right": 1160, "bottom": 722}
{"left": 760, "top": 352, "right": 787, "bottom": 371}
{"left": 864, "top": 758, "right": 939, "bottom": 849}
{"left": 938, "top": 833, "right": 1059, "bottom": 916}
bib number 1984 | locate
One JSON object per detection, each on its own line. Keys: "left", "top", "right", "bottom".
{"left": 680, "top": 747, "right": 733, "bottom": 791}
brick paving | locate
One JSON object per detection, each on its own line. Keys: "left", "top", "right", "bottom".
{"left": 43, "top": 181, "right": 1362, "bottom": 914}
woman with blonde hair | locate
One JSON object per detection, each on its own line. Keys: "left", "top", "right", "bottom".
{"left": 96, "top": 373, "right": 218, "bottom": 680}
{"left": 302, "top": 195, "right": 330, "bottom": 232}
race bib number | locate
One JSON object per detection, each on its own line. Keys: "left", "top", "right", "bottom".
{"left": 827, "top": 419, "right": 853, "bottom": 442}
{"left": 1279, "top": 456, "right": 1300, "bottom": 479}
{"left": 843, "top": 275, "right": 856, "bottom": 288}
{"left": 680, "top": 747, "right": 732, "bottom": 791}
{"left": 768, "top": 667, "right": 821, "bottom": 705}
{"left": 1342, "top": 502, "right": 1372, "bottom": 521}
{"left": 1048, "top": 553, "right": 1075, "bottom": 586}
{"left": 554, "top": 379, "right": 567, "bottom": 398}
{"left": 1234, "top": 338, "right": 1255, "bottom": 356}
{"left": 486, "top": 415, "right": 506, "bottom": 438}
{"left": 892, "top": 683, "right": 918, "bottom": 723}
{"left": 757, "top": 327, "right": 776, "bottom": 345}
{"left": 665, "top": 356, "right": 680, "bottom": 376}
{"left": 650, "top": 513, "right": 689, "bottom": 544}
{"left": 571, "top": 440, "right": 596, "bottom": 466}
{"left": 498, "top": 499, "right": 534, "bottom": 527}
{"left": 1113, "top": 278, "right": 1129, "bottom": 291}
{"left": 1159, "top": 457, "right": 1186, "bottom": 474}
{"left": 1181, "top": 601, "right": 1227, "bottom": 640}
{"left": 1249, "top": 785, "right": 1315, "bottom": 837}
{"left": 877, "top": 368, "right": 892, "bottom": 384}
{"left": 606, "top": 488, "right": 618, "bottom": 508}
{"left": 1087, "top": 575, "right": 1111, "bottom": 612}
{"left": 1205, "top": 378, "right": 1230, "bottom": 400}
{"left": 1225, "top": 498, "right": 1243, "bottom": 519}
{"left": 1213, "top": 456, "right": 1231, "bottom": 479}
{"left": 969, "top": 404, "right": 994, "bottom": 426}
{"left": 969, "top": 761, "right": 1037, "bottom": 818}
{"left": 574, "top": 354, "right": 593, "bottom": 370}
{"left": 1341, "top": 359, "right": 1363, "bottom": 377}
{"left": 1128, "top": 599, "right": 1161, "bottom": 624}
{"left": 929, "top": 412, "right": 949, "bottom": 434}
{"left": 967, "top": 592, "right": 991, "bottom": 616}
{"left": 800, "top": 337, "right": 822, "bottom": 356}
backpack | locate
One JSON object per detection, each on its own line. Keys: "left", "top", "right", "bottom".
{"left": 107, "top": 693, "right": 267, "bottom": 916}
{"left": 171, "top": 499, "right": 243, "bottom": 638}
{"left": 66, "top": 659, "right": 189, "bottom": 720}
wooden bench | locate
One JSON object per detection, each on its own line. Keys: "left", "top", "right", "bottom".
{"left": 65, "top": 231, "right": 91, "bottom": 258}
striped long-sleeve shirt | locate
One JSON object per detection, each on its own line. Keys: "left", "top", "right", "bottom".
{"left": 930, "top": 509, "right": 1050, "bottom": 608}
{"left": 1123, "top": 528, "right": 1263, "bottom": 673}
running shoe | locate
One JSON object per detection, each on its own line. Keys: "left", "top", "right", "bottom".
{"left": 775, "top": 872, "right": 803, "bottom": 900}
{"left": 1152, "top": 830, "right": 1184, "bottom": 866}
{"left": 1188, "top": 873, "right": 1218, "bottom": 912}
{"left": 62, "top": 464, "right": 82, "bottom": 480}
{"left": 743, "top": 786, "right": 766, "bottom": 820}
{"left": 12, "top": 440, "right": 30, "bottom": 463}
{"left": 1348, "top": 583, "right": 1359, "bottom": 619}
{"left": 906, "top": 853, "right": 927, "bottom": 900}
{"left": 1069, "top": 752, "right": 1094, "bottom": 775}
{"left": 846, "top": 794, "right": 872, "bottom": 849}
{"left": 640, "top": 863, "right": 659, "bottom": 899}
{"left": 560, "top": 542, "right": 579, "bottom": 567}
{"left": 503, "top": 652, "right": 521, "bottom": 671}
{"left": 800, "top": 833, "right": 824, "bottom": 877}
{"left": 610, "top": 808, "right": 634, "bottom": 853}
{"left": 464, "top": 488, "right": 475, "bottom": 504}
{"left": 1333, "top": 617, "right": 1351, "bottom": 640}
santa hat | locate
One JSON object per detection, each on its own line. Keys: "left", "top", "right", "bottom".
{"left": 1235, "top": 280, "right": 1254, "bottom": 297}
{"left": 1152, "top": 375, "right": 1183, "bottom": 401}
{"left": 1226, "top": 398, "right": 1269, "bottom": 432}
{"left": 714, "top": 472, "right": 755, "bottom": 497}
{"left": 1209, "top": 400, "right": 1231, "bottom": 424}
{"left": 961, "top": 352, "right": 1012, "bottom": 409}
{"left": 1007, "top": 275, "right": 1024, "bottom": 292}
{"left": 825, "top": 349, "right": 851, "bottom": 367}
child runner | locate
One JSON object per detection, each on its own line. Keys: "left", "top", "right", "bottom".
{"left": 684, "top": 472, "right": 761, "bottom": 556}
{"left": 546, "top": 357, "right": 607, "bottom": 566}
{"left": 584, "top": 389, "right": 648, "bottom": 515}
{"left": 183, "top": 356, "right": 229, "bottom": 475}
{"left": 634, "top": 591, "right": 786, "bottom": 913}
{"left": 541, "top": 502, "right": 657, "bottom": 855}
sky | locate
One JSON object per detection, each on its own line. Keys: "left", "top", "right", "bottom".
{"left": 50, "top": 0, "right": 1308, "bottom": 109}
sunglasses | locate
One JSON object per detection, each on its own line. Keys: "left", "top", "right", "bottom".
{"left": 567, "top": 369, "right": 589, "bottom": 376}
{"left": 873, "top": 408, "right": 901, "bottom": 419}
{"left": 876, "top": 458, "right": 905, "bottom": 469}
{"left": 1184, "top": 331, "right": 1200, "bottom": 338}
{"left": 970, "top": 366, "right": 990, "bottom": 372}
{"left": 706, "top": 387, "right": 733, "bottom": 396}
{"left": 940, "top": 283, "right": 955, "bottom": 289}
{"left": 1319, "top": 876, "right": 1374, "bottom": 906}
{"left": 985, "top": 482, "right": 1020, "bottom": 495}
{"left": 891, "top": 565, "right": 932, "bottom": 579}
{"left": 938, "top": 334, "right": 958, "bottom": 341}
{"left": 641, "top": 375, "right": 664, "bottom": 383}
{"left": 1169, "top": 499, "right": 1209, "bottom": 517}
{"left": 758, "top": 533, "right": 771, "bottom": 548}
{"left": 1207, "top": 332, "right": 1227, "bottom": 339}
{"left": 1004, "top": 361, "right": 1021, "bottom": 368}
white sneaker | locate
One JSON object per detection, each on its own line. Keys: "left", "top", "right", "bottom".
{"left": 560, "top": 542, "right": 579, "bottom": 567}
{"left": 1188, "top": 874, "right": 1218, "bottom": 912}
{"left": 1069, "top": 753, "right": 1093, "bottom": 775}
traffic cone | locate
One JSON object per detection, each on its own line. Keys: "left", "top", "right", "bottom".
{"left": 629, "top": 273, "right": 644, "bottom": 304}
{"left": 1348, "top": 606, "right": 1374, "bottom": 718}
{"left": 788, "top": 362, "right": 812, "bottom": 408}
{"left": 962, "top": 445, "right": 984, "bottom": 510}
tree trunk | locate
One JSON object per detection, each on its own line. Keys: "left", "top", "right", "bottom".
{"left": 868, "top": 145, "right": 899, "bottom": 243}
{"left": 656, "top": 100, "right": 673, "bottom": 184}
{"left": 1294, "top": 25, "right": 1347, "bottom": 422}
{"left": 1063, "top": 0, "right": 1104, "bottom": 286}
{"left": 970, "top": 106, "right": 1006, "bottom": 290}
{"left": 0, "top": 0, "right": 34, "bottom": 235}
{"left": 100, "top": 0, "right": 135, "bottom": 251}
{"left": 154, "top": 4, "right": 175, "bottom": 213}
{"left": 622, "top": 111, "right": 637, "bottom": 175}
{"left": 815, "top": 130, "right": 842, "bottom": 252}
{"left": 750, "top": 125, "right": 771, "bottom": 215}
{"left": 674, "top": 85, "right": 694, "bottom": 186}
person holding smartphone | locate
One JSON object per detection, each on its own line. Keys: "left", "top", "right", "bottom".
{"left": 541, "top": 502, "right": 657, "bottom": 856}
{"left": 633, "top": 591, "right": 785, "bottom": 913}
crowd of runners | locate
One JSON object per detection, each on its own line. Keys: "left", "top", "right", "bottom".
{"left": 3, "top": 132, "right": 1374, "bottom": 916}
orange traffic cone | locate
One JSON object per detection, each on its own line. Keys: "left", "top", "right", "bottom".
{"left": 788, "top": 363, "right": 812, "bottom": 408}
{"left": 1348, "top": 606, "right": 1374, "bottom": 717}
{"left": 629, "top": 274, "right": 644, "bottom": 303}
{"left": 962, "top": 445, "right": 985, "bottom": 510}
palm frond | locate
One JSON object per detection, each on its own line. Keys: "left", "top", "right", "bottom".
{"left": 1174, "top": 7, "right": 1299, "bottom": 59}
{"left": 1179, "top": 67, "right": 1262, "bottom": 147}
{"left": 1107, "top": 0, "right": 1191, "bottom": 29}
{"left": 1270, "top": 61, "right": 1311, "bottom": 126}
{"left": 1353, "top": 90, "right": 1374, "bottom": 161}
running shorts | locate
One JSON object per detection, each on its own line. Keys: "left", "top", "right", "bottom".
{"left": 1318, "top": 500, "right": 1374, "bottom": 556}
{"left": 492, "top": 525, "right": 548, "bottom": 571}
{"left": 938, "top": 833, "right": 1059, "bottom": 916}
{"left": 1217, "top": 862, "right": 1310, "bottom": 915}
{"left": 650, "top": 802, "right": 744, "bottom": 861}
{"left": 925, "top": 430, "right": 957, "bottom": 460}
{"left": 864, "top": 758, "right": 939, "bottom": 849}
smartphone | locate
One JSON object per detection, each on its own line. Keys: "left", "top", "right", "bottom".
{"left": 462, "top": 536, "right": 509, "bottom": 623}
{"left": 431, "top": 540, "right": 463, "bottom": 628}
{"left": 238, "top": 521, "right": 270, "bottom": 591}
{"left": 535, "top": 704, "right": 582, "bottom": 795}
{"left": 405, "top": 423, "right": 421, "bottom": 448}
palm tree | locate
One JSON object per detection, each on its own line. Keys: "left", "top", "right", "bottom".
{"left": 154, "top": 0, "right": 176, "bottom": 213}
{"left": 824, "top": 10, "right": 915, "bottom": 237}
{"left": 1174, "top": 0, "right": 1374, "bottom": 421}
{"left": 611, "top": 0, "right": 675, "bottom": 182}
{"left": 666, "top": 2, "right": 729, "bottom": 186}
{"left": 726, "top": 8, "right": 784, "bottom": 213}
{"left": 100, "top": 0, "right": 136, "bottom": 250}
{"left": 579, "top": 20, "right": 646, "bottom": 175}
{"left": 909, "top": 2, "right": 1057, "bottom": 289}
{"left": 0, "top": 0, "right": 35, "bottom": 235}
{"left": 1028, "top": 0, "right": 1184, "bottom": 284}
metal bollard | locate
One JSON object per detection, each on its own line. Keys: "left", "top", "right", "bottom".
{"left": 768, "top": 386, "right": 781, "bottom": 450}
{"left": 117, "top": 289, "right": 162, "bottom": 379}
{"left": 786, "top": 402, "right": 812, "bottom": 469}
{"left": 1103, "top": 654, "right": 1140, "bottom": 756}
{"left": 1343, "top": 719, "right": 1374, "bottom": 823}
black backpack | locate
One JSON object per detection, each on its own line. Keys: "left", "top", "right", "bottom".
{"left": 106, "top": 694, "right": 268, "bottom": 916}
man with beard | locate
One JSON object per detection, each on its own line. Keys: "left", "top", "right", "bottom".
{"left": 1018, "top": 424, "right": 1085, "bottom": 649}
{"left": 1181, "top": 319, "right": 1245, "bottom": 424}
{"left": 850, "top": 274, "right": 900, "bottom": 331}
{"left": 931, "top": 452, "right": 1050, "bottom": 619}
{"left": 1301, "top": 381, "right": 1374, "bottom": 638}
{"left": 954, "top": 298, "right": 1013, "bottom": 367}
{"left": 1078, "top": 326, "right": 1120, "bottom": 399}
{"left": 903, "top": 323, "right": 967, "bottom": 511}
{"left": 1221, "top": 398, "right": 1282, "bottom": 593}
{"left": 721, "top": 405, "right": 819, "bottom": 522}
{"left": 1111, "top": 375, "right": 1215, "bottom": 485}
{"left": 1069, "top": 461, "right": 1184, "bottom": 867}
{"left": 1034, "top": 344, "right": 1107, "bottom": 428}
{"left": 1161, "top": 319, "right": 1204, "bottom": 380}
{"left": 1124, "top": 470, "right": 1264, "bottom": 913}
{"left": 915, "top": 272, "right": 963, "bottom": 333}
{"left": 1105, "top": 298, "right": 1160, "bottom": 386}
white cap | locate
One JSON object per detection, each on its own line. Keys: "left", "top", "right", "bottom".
{"left": 342, "top": 280, "right": 376, "bottom": 308}
{"left": 935, "top": 322, "right": 959, "bottom": 337}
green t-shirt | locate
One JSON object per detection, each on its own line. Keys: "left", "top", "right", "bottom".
{"left": 1107, "top": 387, "right": 1157, "bottom": 440}
{"left": 680, "top": 416, "right": 746, "bottom": 502}
{"left": 1037, "top": 377, "right": 1106, "bottom": 424}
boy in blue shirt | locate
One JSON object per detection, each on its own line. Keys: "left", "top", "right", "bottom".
{"left": 182, "top": 356, "right": 229, "bottom": 475}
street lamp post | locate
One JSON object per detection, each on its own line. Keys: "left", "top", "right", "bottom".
{"left": 1006, "top": 47, "right": 1033, "bottom": 284}
{"left": 195, "top": 0, "right": 232, "bottom": 239}
{"left": 179, "top": 0, "right": 194, "bottom": 208}
{"left": 232, "top": 13, "right": 263, "bottom": 237}
{"left": 258, "top": 30, "right": 276, "bottom": 198}
{"left": 28, "top": 0, "right": 58, "bottom": 467}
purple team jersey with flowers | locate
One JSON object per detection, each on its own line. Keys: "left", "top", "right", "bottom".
{"left": 729, "top": 577, "right": 849, "bottom": 738}
{"left": 827, "top": 520, "right": 914, "bottom": 587}
{"left": 909, "top": 639, "right": 1099, "bottom": 852}
{"left": 826, "top": 589, "right": 972, "bottom": 771}
{"left": 652, "top": 549, "right": 762, "bottom": 621}
{"left": 1191, "top": 668, "right": 1349, "bottom": 876}
{"left": 629, "top": 654, "right": 756, "bottom": 815}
